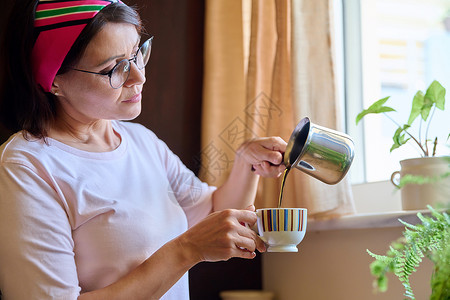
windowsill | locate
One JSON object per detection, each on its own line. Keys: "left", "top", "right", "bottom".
{"left": 308, "top": 209, "right": 431, "bottom": 232}
{"left": 306, "top": 180, "right": 444, "bottom": 232}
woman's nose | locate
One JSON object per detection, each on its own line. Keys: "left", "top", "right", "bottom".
{"left": 124, "top": 61, "right": 146, "bottom": 87}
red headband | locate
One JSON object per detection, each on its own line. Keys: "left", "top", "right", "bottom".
{"left": 32, "top": 0, "right": 122, "bottom": 92}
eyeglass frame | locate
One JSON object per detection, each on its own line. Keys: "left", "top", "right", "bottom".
{"left": 71, "top": 36, "right": 153, "bottom": 89}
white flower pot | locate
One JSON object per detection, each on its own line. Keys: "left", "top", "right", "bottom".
{"left": 391, "top": 156, "right": 450, "bottom": 210}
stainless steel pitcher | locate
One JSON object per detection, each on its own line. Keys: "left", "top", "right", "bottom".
{"left": 284, "top": 117, "right": 355, "bottom": 184}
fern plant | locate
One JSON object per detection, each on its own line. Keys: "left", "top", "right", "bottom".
{"left": 367, "top": 206, "right": 450, "bottom": 299}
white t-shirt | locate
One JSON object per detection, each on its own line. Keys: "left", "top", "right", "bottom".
{"left": 0, "top": 121, "right": 215, "bottom": 300}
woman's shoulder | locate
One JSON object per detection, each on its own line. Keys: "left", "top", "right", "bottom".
{"left": 0, "top": 132, "right": 46, "bottom": 164}
{"left": 113, "top": 121, "right": 164, "bottom": 147}
{"left": 113, "top": 120, "right": 156, "bottom": 138}
{"left": 113, "top": 121, "right": 174, "bottom": 160}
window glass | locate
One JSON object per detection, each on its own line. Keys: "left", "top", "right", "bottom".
{"left": 352, "top": 0, "right": 450, "bottom": 182}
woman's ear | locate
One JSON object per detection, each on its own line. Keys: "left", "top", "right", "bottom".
{"left": 51, "top": 78, "right": 62, "bottom": 97}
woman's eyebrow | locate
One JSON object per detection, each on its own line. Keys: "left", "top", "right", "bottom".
{"left": 94, "top": 39, "right": 141, "bottom": 68}
{"left": 95, "top": 54, "right": 126, "bottom": 68}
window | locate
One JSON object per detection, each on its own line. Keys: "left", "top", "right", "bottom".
{"left": 339, "top": 0, "right": 450, "bottom": 184}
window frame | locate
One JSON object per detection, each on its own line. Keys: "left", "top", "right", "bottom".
{"left": 337, "top": 0, "right": 367, "bottom": 184}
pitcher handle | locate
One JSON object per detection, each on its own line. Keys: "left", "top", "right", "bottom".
{"left": 390, "top": 171, "right": 401, "bottom": 188}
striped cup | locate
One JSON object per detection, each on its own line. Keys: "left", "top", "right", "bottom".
{"left": 256, "top": 208, "right": 307, "bottom": 252}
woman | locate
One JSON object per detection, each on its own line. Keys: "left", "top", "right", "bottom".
{"left": 0, "top": 1, "right": 287, "bottom": 299}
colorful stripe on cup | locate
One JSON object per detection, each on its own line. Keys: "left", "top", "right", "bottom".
{"left": 261, "top": 209, "right": 305, "bottom": 232}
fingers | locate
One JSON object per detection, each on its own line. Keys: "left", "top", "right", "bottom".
{"left": 236, "top": 227, "right": 266, "bottom": 254}
{"left": 232, "top": 230, "right": 265, "bottom": 258}
{"left": 240, "top": 137, "right": 287, "bottom": 164}
{"left": 183, "top": 209, "right": 266, "bottom": 262}
{"left": 256, "top": 136, "right": 287, "bottom": 153}
{"left": 238, "top": 137, "right": 288, "bottom": 177}
{"left": 252, "top": 161, "right": 286, "bottom": 177}
{"left": 234, "top": 209, "right": 257, "bottom": 224}
{"left": 245, "top": 204, "right": 255, "bottom": 211}
{"left": 233, "top": 211, "right": 266, "bottom": 254}
{"left": 249, "top": 142, "right": 284, "bottom": 166}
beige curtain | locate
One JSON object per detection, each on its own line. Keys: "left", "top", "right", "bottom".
{"left": 201, "top": 0, "right": 355, "bottom": 219}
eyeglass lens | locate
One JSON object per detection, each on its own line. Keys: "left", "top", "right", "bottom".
{"left": 110, "top": 38, "right": 152, "bottom": 89}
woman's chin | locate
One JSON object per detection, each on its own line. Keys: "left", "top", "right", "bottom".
{"left": 121, "top": 104, "right": 142, "bottom": 121}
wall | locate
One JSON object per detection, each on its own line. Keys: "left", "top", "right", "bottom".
{"left": 128, "top": 0, "right": 205, "bottom": 173}
{"left": 262, "top": 225, "right": 433, "bottom": 300}
{"left": 261, "top": 181, "right": 433, "bottom": 299}
{"left": 0, "top": 1, "right": 13, "bottom": 143}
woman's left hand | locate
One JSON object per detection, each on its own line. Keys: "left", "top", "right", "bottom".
{"left": 236, "top": 137, "right": 287, "bottom": 178}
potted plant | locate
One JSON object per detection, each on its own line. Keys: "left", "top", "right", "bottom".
{"left": 367, "top": 205, "right": 450, "bottom": 300}
{"left": 356, "top": 80, "right": 450, "bottom": 210}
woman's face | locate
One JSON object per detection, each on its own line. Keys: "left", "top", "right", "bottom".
{"left": 53, "top": 22, "right": 146, "bottom": 124}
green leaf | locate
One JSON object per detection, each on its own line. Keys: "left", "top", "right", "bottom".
{"left": 377, "top": 276, "right": 388, "bottom": 292}
{"left": 368, "top": 207, "right": 450, "bottom": 299}
{"left": 392, "top": 241, "right": 405, "bottom": 251}
{"left": 355, "top": 96, "right": 396, "bottom": 125}
{"left": 370, "top": 260, "right": 386, "bottom": 276}
{"left": 390, "top": 125, "right": 410, "bottom": 152}
{"left": 425, "top": 80, "right": 446, "bottom": 111}
{"left": 421, "top": 96, "right": 434, "bottom": 121}
{"left": 396, "top": 171, "right": 450, "bottom": 189}
{"left": 407, "top": 91, "right": 424, "bottom": 125}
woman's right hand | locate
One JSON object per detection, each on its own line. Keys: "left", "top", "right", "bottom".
{"left": 176, "top": 208, "right": 266, "bottom": 263}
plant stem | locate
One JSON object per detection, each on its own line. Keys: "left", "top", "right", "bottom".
{"left": 422, "top": 118, "right": 429, "bottom": 157}
{"left": 383, "top": 113, "right": 428, "bottom": 156}
{"left": 432, "top": 137, "right": 437, "bottom": 157}
{"left": 424, "top": 106, "right": 436, "bottom": 157}
{"left": 419, "top": 118, "right": 422, "bottom": 150}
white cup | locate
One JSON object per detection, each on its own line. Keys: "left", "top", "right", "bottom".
{"left": 255, "top": 208, "right": 307, "bottom": 252}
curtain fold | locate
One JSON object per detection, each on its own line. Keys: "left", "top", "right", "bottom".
{"left": 201, "top": 0, "right": 355, "bottom": 219}
{"left": 289, "top": 0, "right": 355, "bottom": 218}
{"left": 200, "top": 0, "right": 247, "bottom": 187}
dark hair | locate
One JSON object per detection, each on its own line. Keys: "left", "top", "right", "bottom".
{"left": 0, "top": 1, "right": 142, "bottom": 140}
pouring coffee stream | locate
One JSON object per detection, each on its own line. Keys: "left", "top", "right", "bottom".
{"left": 277, "top": 168, "right": 290, "bottom": 208}
{"left": 275, "top": 117, "right": 355, "bottom": 208}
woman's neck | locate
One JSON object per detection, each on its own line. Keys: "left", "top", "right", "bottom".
{"left": 48, "top": 118, "right": 121, "bottom": 152}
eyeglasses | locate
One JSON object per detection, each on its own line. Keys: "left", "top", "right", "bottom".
{"left": 72, "top": 36, "right": 153, "bottom": 89}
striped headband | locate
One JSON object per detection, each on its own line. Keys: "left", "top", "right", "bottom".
{"left": 32, "top": 0, "right": 122, "bottom": 93}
